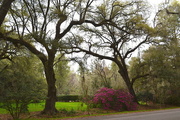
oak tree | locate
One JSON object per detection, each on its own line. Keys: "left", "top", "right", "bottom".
{"left": 0, "top": 0, "right": 104, "bottom": 114}
{"left": 68, "top": 0, "right": 154, "bottom": 103}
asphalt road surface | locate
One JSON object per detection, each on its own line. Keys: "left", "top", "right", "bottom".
{"left": 74, "top": 108, "right": 180, "bottom": 120}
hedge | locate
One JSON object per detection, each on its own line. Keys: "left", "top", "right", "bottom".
{"left": 57, "top": 95, "right": 81, "bottom": 102}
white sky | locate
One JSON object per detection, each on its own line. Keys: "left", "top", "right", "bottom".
{"left": 147, "top": 0, "right": 168, "bottom": 12}
{"left": 148, "top": 0, "right": 166, "bottom": 5}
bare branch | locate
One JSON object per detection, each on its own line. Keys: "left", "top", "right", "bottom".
{"left": 53, "top": 53, "right": 65, "bottom": 66}
{"left": 123, "top": 35, "right": 150, "bottom": 59}
{"left": 76, "top": 46, "right": 115, "bottom": 62}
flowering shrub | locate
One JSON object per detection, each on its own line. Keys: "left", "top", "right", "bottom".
{"left": 92, "top": 87, "right": 137, "bottom": 111}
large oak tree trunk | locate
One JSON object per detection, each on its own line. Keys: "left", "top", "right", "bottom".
{"left": 127, "top": 83, "right": 138, "bottom": 104}
{"left": 41, "top": 56, "right": 58, "bottom": 114}
{"left": 118, "top": 69, "right": 138, "bottom": 104}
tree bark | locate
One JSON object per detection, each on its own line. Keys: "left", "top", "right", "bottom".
{"left": 118, "top": 68, "right": 138, "bottom": 104}
{"left": 128, "top": 83, "right": 138, "bottom": 104}
{"left": 41, "top": 59, "right": 58, "bottom": 114}
{"left": 0, "top": 0, "right": 15, "bottom": 26}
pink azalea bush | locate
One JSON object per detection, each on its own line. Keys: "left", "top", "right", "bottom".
{"left": 92, "top": 87, "right": 137, "bottom": 111}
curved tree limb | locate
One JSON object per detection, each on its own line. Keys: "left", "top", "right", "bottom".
{"left": 0, "top": 33, "right": 47, "bottom": 63}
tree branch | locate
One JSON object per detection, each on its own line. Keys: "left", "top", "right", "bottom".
{"left": 0, "top": 0, "right": 15, "bottom": 26}
{"left": 131, "top": 73, "right": 149, "bottom": 85}
{"left": 0, "top": 65, "right": 9, "bottom": 74}
{"left": 166, "top": 9, "right": 179, "bottom": 15}
{"left": 0, "top": 32, "right": 47, "bottom": 63}
{"left": 76, "top": 47, "right": 115, "bottom": 62}
{"left": 123, "top": 35, "right": 150, "bottom": 59}
{"left": 53, "top": 53, "right": 65, "bottom": 66}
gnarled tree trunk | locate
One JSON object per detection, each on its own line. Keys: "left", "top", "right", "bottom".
{"left": 118, "top": 68, "right": 138, "bottom": 104}
{"left": 41, "top": 52, "right": 58, "bottom": 114}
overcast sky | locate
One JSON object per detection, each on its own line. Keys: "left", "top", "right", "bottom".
{"left": 148, "top": 0, "right": 166, "bottom": 5}
{"left": 147, "top": 0, "right": 167, "bottom": 11}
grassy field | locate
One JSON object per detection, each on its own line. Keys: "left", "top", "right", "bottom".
{"left": 0, "top": 102, "right": 87, "bottom": 114}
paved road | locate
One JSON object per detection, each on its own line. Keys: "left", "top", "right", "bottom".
{"left": 73, "top": 108, "right": 180, "bottom": 120}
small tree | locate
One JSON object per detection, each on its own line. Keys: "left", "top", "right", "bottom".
{"left": 0, "top": 56, "right": 46, "bottom": 120}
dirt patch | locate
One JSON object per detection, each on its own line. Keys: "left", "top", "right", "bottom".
{"left": 0, "top": 114, "right": 12, "bottom": 120}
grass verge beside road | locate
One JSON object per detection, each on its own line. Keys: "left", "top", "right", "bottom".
{"left": 0, "top": 102, "right": 179, "bottom": 120}
{"left": 0, "top": 102, "right": 87, "bottom": 114}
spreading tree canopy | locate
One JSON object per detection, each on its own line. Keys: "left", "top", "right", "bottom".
{"left": 66, "top": 0, "right": 155, "bottom": 103}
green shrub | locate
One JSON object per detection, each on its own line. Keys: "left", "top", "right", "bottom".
{"left": 165, "top": 95, "right": 180, "bottom": 106}
{"left": 0, "top": 58, "right": 46, "bottom": 120}
{"left": 137, "top": 91, "right": 153, "bottom": 104}
{"left": 57, "top": 95, "right": 80, "bottom": 102}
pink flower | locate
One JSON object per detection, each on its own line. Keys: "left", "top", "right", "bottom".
{"left": 92, "top": 87, "right": 137, "bottom": 111}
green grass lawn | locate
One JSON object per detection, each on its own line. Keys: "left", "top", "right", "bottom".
{"left": 0, "top": 102, "right": 87, "bottom": 114}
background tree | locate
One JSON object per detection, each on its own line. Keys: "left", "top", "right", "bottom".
{"left": 91, "top": 59, "right": 112, "bottom": 89}
{"left": 65, "top": 72, "right": 80, "bottom": 95}
{"left": 135, "top": 44, "right": 180, "bottom": 105}
{"left": 110, "top": 62, "right": 126, "bottom": 89}
{"left": 89, "top": 59, "right": 125, "bottom": 94}
{"left": 165, "top": 0, "right": 180, "bottom": 15}
{"left": 68, "top": 0, "right": 154, "bottom": 103}
{"left": 151, "top": 0, "right": 179, "bottom": 104}
{"left": 132, "top": 1, "right": 180, "bottom": 104}
{"left": 129, "top": 56, "right": 152, "bottom": 102}
{"left": 55, "top": 55, "right": 71, "bottom": 95}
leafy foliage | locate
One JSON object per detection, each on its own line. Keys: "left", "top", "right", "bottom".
{"left": 129, "top": 1, "right": 180, "bottom": 106}
{"left": 0, "top": 56, "right": 46, "bottom": 119}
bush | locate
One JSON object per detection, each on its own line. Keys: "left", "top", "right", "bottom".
{"left": 137, "top": 91, "right": 153, "bottom": 104}
{"left": 165, "top": 95, "right": 180, "bottom": 106}
{"left": 0, "top": 57, "right": 47, "bottom": 120}
{"left": 0, "top": 100, "right": 29, "bottom": 119}
{"left": 57, "top": 95, "right": 80, "bottom": 102}
{"left": 92, "top": 87, "right": 137, "bottom": 111}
